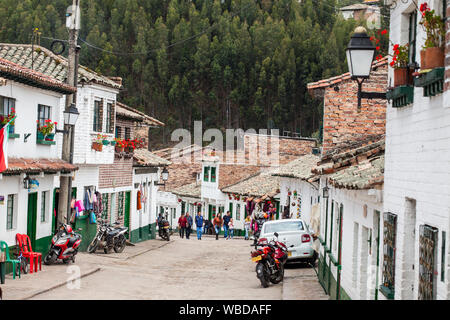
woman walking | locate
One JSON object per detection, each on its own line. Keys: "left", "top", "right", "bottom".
{"left": 213, "top": 213, "right": 223, "bottom": 240}
{"left": 244, "top": 215, "right": 251, "bottom": 240}
{"left": 178, "top": 213, "right": 187, "bottom": 239}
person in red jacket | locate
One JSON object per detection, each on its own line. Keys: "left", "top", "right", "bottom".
{"left": 178, "top": 213, "right": 187, "bottom": 239}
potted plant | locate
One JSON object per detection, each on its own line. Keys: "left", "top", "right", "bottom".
{"left": 419, "top": 2, "right": 445, "bottom": 69}
{"left": 102, "top": 139, "right": 110, "bottom": 146}
{"left": 92, "top": 134, "right": 103, "bottom": 152}
{"left": 389, "top": 43, "right": 412, "bottom": 87}
{"left": 114, "top": 138, "right": 124, "bottom": 152}
{"left": 37, "top": 119, "right": 57, "bottom": 141}
{"left": 1, "top": 108, "right": 16, "bottom": 134}
{"left": 110, "top": 139, "right": 116, "bottom": 146}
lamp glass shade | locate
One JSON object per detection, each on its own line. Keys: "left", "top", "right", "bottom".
{"left": 161, "top": 168, "right": 169, "bottom": 182}
{"left": 346, "top": 27, "right": 375, "bottom": 78}
{"left": 322, "top": 186, "right": 329, "bottom": 198}
{"left": 63, "top": 104, "right": 80, "bottom": 126}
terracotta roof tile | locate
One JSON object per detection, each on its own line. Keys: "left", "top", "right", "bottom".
{"left": 133, "top": 149, "right": 171, "bottom": 167}
{"left": 3, "top": 158, "right": 78, "bottom": 175}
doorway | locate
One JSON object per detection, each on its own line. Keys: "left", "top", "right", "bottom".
{"left": 27, "top": 193, "right": 38, "bottom": 249}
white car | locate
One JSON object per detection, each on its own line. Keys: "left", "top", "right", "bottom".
{"left": 259, "top": 219, "right": 317, "bottom": 264}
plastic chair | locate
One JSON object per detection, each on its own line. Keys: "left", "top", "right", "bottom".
{"left": 0, "top": 240, "right": 20, "bottom": 280}
{"left": 16, "top": 234, "right": 42, "bottom": 273}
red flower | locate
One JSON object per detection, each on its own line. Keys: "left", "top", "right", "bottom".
{"left": 376, "top": 46, "right": 380, "bottom": 50}
{"left": 54, "top": 122, "right": 58, "bottom": 125}
{"left": 420, "top": 3, "right": 428, "bottom": 12}
{"left": 381, "top": 29, "right": 387, "bottom": 35}
{"left": 390, "top": 61, "right": 395, "bottom": 67}
{"left": 370, "top": 36, "right": 375, "bottom": 41}
{"left": 393, "top": 44, "right": 399, "bottom": 51}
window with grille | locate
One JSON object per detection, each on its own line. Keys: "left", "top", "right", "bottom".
{"left": 125, "top": 127, "right": 131, "bottom": 140}
{"left": 419, "top": 224, "right": 438, "bottom": 300}
{"left": 381, "top": 212, "right": 397, "bottom": 299}
{"left": 40, "top": 191, "right": 48, "bottom": 222}
{"left": 115, "top": 126, "right": 122, "bottom": 138}
{"left": 0, "top": 96, "right": 15, "bottom": 132}
{"left": 37, "top": 104, "right": 51, "bottom": 127}
{"left": 6, "top": 194, "right": 15, "bottom": 230}
{"left": 203, "top": 166, "right": 210, "bottom": 182}
{"left": 105, "top": 103, "right": 112, "bottom": 133}
{"left": 101, "top": 193, "right": 109, "bottom": 219}
{"left": 211, "top": 167, "right": 216, "bottom": 182}
{"left": 118, "top": 192, "right": 124, "bottom": 217}
{"left": 93, "top": 100, "right": 101, "bottom": 132}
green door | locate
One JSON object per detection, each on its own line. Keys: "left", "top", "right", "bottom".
{"left": 124, "top": 191, "right": 131, "bottom": 238}
{"left": 27, "top": 193, "right": 38, "bottom": 249}
{"left": 275, "top": 201, "right": 280, "bottom": 220}
{"left": 208, "top": 204, "right": 213, "bottom": 220}
{"left": 336, "top": 204, "right": 344, "bottom": 300}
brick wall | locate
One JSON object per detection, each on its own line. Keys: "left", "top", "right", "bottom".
{"left": 322, "top": 63, "right": 387, "bottom": 154}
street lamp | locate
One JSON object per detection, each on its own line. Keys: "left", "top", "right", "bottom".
{"left": 155, "top": 167, "right": 169, "bottom": 189}
{"left": 322, "top": 183, "right": 329, "bottom": 199}
{"left": 63, "top": 103, "right": 79, "bottom": 126}
{"left": 346, "top": 26, "right": 386, "bottom": 109}
{"left": 23, "top": 175, "right": 30, "bottom": 189}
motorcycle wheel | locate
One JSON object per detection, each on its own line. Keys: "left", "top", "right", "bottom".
{"left": 43, "top": 252, "right": 57, "bottom": 265}
{"left": 87, "top": 237, "right": 99, "bottom": 254}
{"left": 270, "top": 265, "right": 284, "bottom": 284}
{"left": 256, "top": 262, "right": 270, "bottom": 288}
{"left": 63, "top": 258, "right": 71, "bottom": 264}
{"left": 165, "top": 231, "right": 170, "bottom": 241}
{"left": 114, "top": 235, "right": 126, "bottom": 253}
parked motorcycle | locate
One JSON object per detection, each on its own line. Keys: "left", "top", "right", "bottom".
{"left": 250, "top": 232, "right": 291, "bottom": 288}
{"left": 44, "top": 224, "right": 82, "bottom": 265}
{"left": 158, "top": 218, "right": 171, "bottom": 241}
{"left": 87, "top": 220, "right": 128, "bottom": 254}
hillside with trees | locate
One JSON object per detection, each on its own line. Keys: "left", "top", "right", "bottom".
{"left": 0, "top": 0, "right": 388, "bottom": 148}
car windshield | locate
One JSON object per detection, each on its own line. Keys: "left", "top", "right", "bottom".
{"left": 264, "top": 221, "right": 304, "bottom": 233}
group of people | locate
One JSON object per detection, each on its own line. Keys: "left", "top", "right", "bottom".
{"left": 177, "top": 211, "right": 236, "bottom": 240}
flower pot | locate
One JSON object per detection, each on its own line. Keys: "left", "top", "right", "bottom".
{"left": 92, "top": 142, "right": 103, "bottom": 152}
{"left": 8, "top": 125, "right": 14, "bottom": 134}
{"left": 115, "top": 145, "right": 124, "bottom": 153}
{"left": 393, "top": 68, "right": 414, "bottom": 87}
{"left": 45, "top": 133, "right": 55, "bottom": 141}
{"left": 102, "top": 139, "right": 110, "bottom": 146}
{"left": 110, "top": 141, "right": 116, "bottom": 146}
{"left": 420, "top": 47, "right": 444, "bottom": 70}
{"left": 37, "top": 131, "right": 45, "bottom": 140}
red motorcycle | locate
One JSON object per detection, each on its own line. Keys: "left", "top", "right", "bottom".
{"left": 250, "top": 232, "right": 291, "bottom": 288}
{"left": 44, "top": 224, "right": 82, "bottom": 265}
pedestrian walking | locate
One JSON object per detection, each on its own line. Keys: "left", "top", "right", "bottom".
{"left": 223, "top": 211, "right": 231, "bottom": 238}
{"left": 213, "top": 213, "right": 223, "bottom": 240}
{"left": 178, "top": 213, "right": 187, "bottom": 238}
{"left": 186, "top": 212, "right": 193, "bottom": 239}
{"left": 195, "top": 211, "right": 204, "bottom": 240}
{"left": 244, "top": 215, "right": 251, "bottom": 240}
{"left": 227, "top": 218, "right": 234, "bottom": 239}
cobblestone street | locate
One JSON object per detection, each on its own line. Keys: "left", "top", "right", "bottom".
{"left": 1, "top": 236, "right": 328, "bottom": 300}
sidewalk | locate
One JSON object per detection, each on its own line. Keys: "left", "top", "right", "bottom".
{"left": 0, "top": 239, "right": 172, "bottom": 300}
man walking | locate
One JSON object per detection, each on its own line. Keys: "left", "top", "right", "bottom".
{"left": 195, "top": 212, "right": 204, "bottom": 240}
{"left": 213, "top": 213, "right": 223, "bottom": 240}
{"left": 186, "top": 212, "right": 193, "bottom": 239}
{"left": 223, "top": 211, "right": 231, "bottom": 238}
{"left": 178, "top": 213, "right": 187, "bottom": 239}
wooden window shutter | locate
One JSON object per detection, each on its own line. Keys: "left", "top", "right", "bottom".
{"left": 109, "top": 102, "right": 116, "bottom": 134}
{"left": 99, "top": 98, "right": 104, "bottom": 132}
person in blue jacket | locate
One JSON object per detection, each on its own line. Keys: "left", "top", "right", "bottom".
{"left": 195, "top": 212, "right": 204, "bottom": 240}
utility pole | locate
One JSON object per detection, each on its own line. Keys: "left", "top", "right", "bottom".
{"left": 58, "top": 0, "right": 81, "bottom": 226}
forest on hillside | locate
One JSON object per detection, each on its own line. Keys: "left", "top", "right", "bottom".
{"left": 0, "top": 0, "right": 388, "bottom": 148}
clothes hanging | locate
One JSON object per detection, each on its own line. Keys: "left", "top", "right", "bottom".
{"left": 84, "top": 189, "right": 94, "bottom": 211}
{"left": 94, "top": 192, "right": 103, "bottom": 214}
{"left": 137, "top": 190, "right": 142, "bottom": 210}
{"left": 74, "top": 200, "right": 85, "bottom": 214}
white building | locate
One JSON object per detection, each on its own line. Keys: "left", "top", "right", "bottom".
{"left": 383, "top": 0, "right": 450, "bottom": 300}
{"left": 0, "top": 57, "right": 77, "bottom": 253}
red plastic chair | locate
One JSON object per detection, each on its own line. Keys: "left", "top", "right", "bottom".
{"left": 15, "top": 234, "right": 42, "bottom": 273}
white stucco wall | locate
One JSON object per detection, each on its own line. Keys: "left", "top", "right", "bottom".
{"left": 385, "top": 0, "right": 450, "bottom": 300}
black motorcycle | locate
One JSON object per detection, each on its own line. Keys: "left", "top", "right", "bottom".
{"left": 87, "top": 220, "right": 128, "bottom": 254}
{"left": 158, "top": 218, "right": 172, "bottom": 241}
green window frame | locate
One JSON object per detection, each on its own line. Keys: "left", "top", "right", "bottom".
{"left": 37, "top": 104, "right": 51, "bottom": 128}
{"left": 93, "top": 100, "right": 101, "bottom": 132}
{"left": 203, "top": 166, "right": 210, "bottom": 182}
{"left": 236, "top": 203, "right": 240, "bottom": 221}
{"left": 40, "top": 191, "right": 48, "bottom": 223}
{"left": 408, "top": 11, "right": 417, "bottom": 65}
{"left": 101, "top": 193, "right": 109, "bottom": 219}
{"left": 228, "top": 202, "right": 233, "bottom": 218}
{"left": 210, "top": 167, "right": 216, "bottom": 182}
{"left": 6, "top": 194, "right": 14, "bottom": 230}
{"left": 441, "top": 231, "right": 446, "bottom": 282}
{"left": 181, "top": 201, "right": 186, "bottom": 214}
{"left": 118, "top": 191, "right": 124, "bottom": 217}
{"left": 115, "top": 126, "right": 122, "bottom": 139}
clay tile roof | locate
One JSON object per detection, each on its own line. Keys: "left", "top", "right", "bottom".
{"left": 222, "top": 172, "right": 280, "bottom": 198}
{"left": 219, "top": 164, "right": 262, "bottom": 189}
{"left": 0, "top": 57, "right": 76, "bottom": 94}
{"left": 272, "top": 154, "right": 319, "bottom": 180}
{"left": 133, "top": 148, "right": 171, "bottom": 167}
{"left": 3, "top": 158, "right": 78, "bottom": 175}
{"left": 307, "top": 57, "right": 388, "bottom": 95}
{"left": 0, "top": 44, "right": 121, "bottom": 90}
{"left": 340, "top": 3, "right": 371, "bottom": 10}
{"left": 172, "top": 182, "right": 202, "bottom": 199}
{"left": 328, "top": 155, "right": 384, "bottom": 189}
{"left": 116, "top": 102, "right": 164, "bottom": 127}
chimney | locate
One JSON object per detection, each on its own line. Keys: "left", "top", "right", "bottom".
{"left": 107, "top": 76, "right": 123, "bottom": 86}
